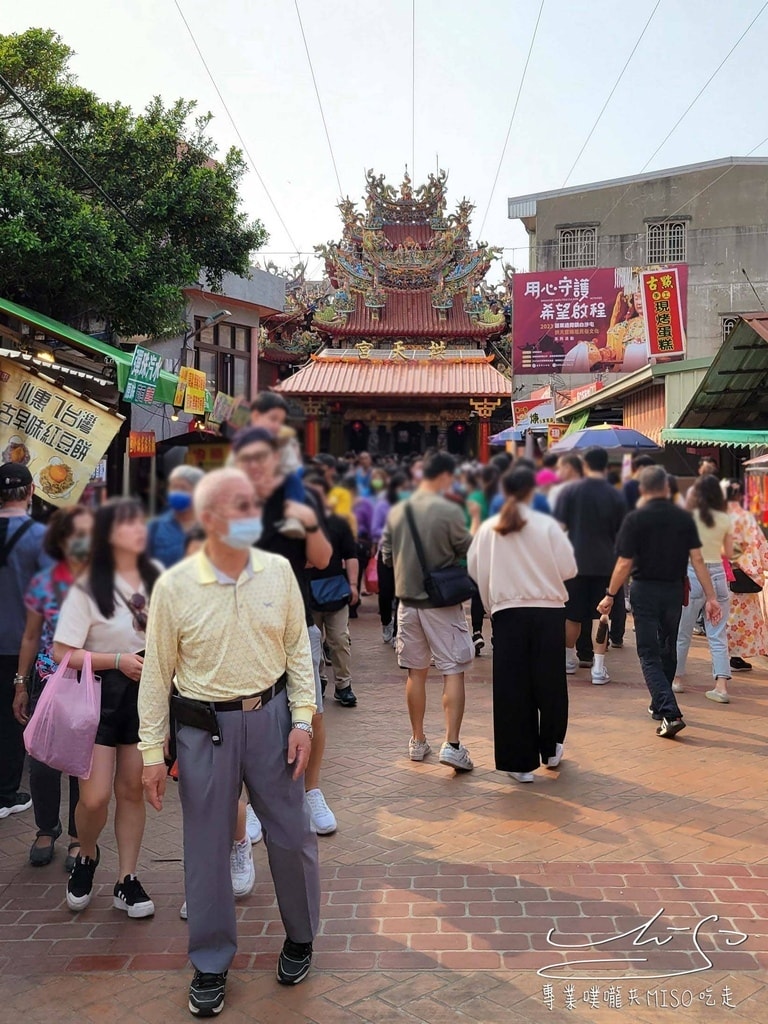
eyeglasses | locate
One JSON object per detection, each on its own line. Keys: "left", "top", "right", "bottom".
{"left": 236, "top": 450, "right": 272, "bottom": 464}
{"left": 128, "top": 593, "right": 148, "bottom": 632}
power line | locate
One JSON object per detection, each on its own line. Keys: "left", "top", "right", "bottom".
{"left": 641, "top": 0, "right": 768, "bottom": 174}
{"left": 478, "top": 0, "right": 545, "bottom": 238}
{"left": 0, "top": 71, "right": 138, "bottom": 231}
{"left": 294, "top": 0, "right": 344, "bottom": 198}
{"left": 172, "top": 0, "right": 301, "bottom": 256}
{"left": 561, "top": 0, "right": 662, "bottom": 188}
{"left": 412, "top": 0, "right": 416, "bottom": 180}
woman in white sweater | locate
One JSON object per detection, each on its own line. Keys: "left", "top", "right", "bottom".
{"left": 468, "top": 467, "right": 577, "bottom": 783}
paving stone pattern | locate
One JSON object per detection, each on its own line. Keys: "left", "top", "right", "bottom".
{"left": 0, "top": 604, "right": 766, "bottom": 1022}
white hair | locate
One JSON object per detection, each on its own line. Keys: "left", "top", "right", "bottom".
{"left": 169, "top": 464, "right": 205, "bottom": 487}
{"left": 193, "top": 468, "right": 253, "bottom": 519}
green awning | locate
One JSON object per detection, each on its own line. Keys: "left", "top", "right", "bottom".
{"left": 564, "top": 411, "right": 589, "bottom": 436}
{"left": 0, "top": 296, "right": 211, "bottom": 410}
{"left": 661, "top": 428, "right": 768, "bottom": 447}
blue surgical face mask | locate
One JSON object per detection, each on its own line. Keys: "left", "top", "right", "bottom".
{"left": 221, "top": 516, "right": 263, "bottom": 549}
{"left": 168, "top": 491, "right": 193, "bottom": 512}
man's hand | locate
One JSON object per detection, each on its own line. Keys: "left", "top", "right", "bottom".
{"left": 12, "top": 686, "right": 29, "bottom": 725}
{"left": 704, "top": 597, "right": 722, "bottom": 626}
{"left": 597, "top": 595, "right": 614, "bottom": 616}
{"left": 284, "top": 500, "right": 318, "bottom": 529}
{"left": 142, "top": 763, "right": 168, "bottom": 811}
{"left": 287, "top": 727, "right": 312, "bottom": 781}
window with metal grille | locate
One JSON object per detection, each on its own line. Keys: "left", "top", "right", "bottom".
{"left": 721, "top": 315, "right": 739, "bottom": 344}
{"left": 558, "top": 226, "right": 597, "bottom": 269}
{"left": 646, "top": 221, "right": 687, "bottom": 263}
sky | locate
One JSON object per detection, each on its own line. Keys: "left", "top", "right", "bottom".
{"left": 5, "top": 0, "right": 768, "bottom": 282}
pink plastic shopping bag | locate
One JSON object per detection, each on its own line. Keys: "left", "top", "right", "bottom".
{"left": 24, "top": 651, "right": 100, "bottom": 779}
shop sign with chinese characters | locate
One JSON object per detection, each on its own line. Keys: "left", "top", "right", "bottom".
{"left": 123, "top": 346, "right": 163, "bottom": 404}
{"left": 512, "top": 397, "right": 551, "bottom": 426}
{"left": 173, "top": 366, "right": 208, "bottom": 415}
{"left": 640, "top": 268, "right": 687, "bottom": 357}
{"left": 513, "top": 265, "right": 688, "bottom": 375}
{"left": 128, "top": 431, "right": 156, "bottom": 458}
{"left": 548, "top": 423, "right": 567, "bottom": 447}
{"left": 0, "top": 356, "right": 123, "bottom": 507}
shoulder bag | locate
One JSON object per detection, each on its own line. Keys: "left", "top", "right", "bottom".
{"left": 404, "top": 503, "right": 476, "bottom": 608}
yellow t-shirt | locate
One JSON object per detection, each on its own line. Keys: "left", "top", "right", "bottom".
{"left": 693, "top": 509, "right": 731, "bottom": 563}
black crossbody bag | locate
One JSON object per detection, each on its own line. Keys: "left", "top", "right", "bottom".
{"left": 404, "top": 503, "right": 476, "bottom": 608}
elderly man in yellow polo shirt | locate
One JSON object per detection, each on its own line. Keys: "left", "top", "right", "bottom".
{"left": 139, "top": 468, "right": 319, "bottom": 1018}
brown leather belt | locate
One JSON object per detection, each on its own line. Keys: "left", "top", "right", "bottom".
{"left": 210, "top": 674, "right": 287, "bottom": 712}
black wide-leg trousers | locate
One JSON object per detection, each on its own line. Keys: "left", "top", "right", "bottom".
{"left": 491, "top": 607, "right": 569, "bottom": 773}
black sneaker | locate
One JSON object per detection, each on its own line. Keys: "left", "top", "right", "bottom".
{"left": 730, "top": 656, "right": 753, "bottom": 672}
{"left": 334, "top": 686, "right": 357, "bottom": 707}
{"left": 577, "top": 656, "right": 594, "bottom": 668}
{"left": 0, "top": 790, "right": 32, "bottom": 819}
{"left": 647, "top": 706, "right": 663, "bottom": 722}
{"left": 610, "top": 640, "right": 624, "bottom": 649}
{"left": 113, "top": 874, "right": 155, "bottom": 918}
{"left": 472, "top": 631, "right": 485, "bottom": 656}
{"left": 66, "top": 846, "right": 100, "bottom": 911}
{"left": 188, "top": 970, "right": 227, "bottom": 1016}
{"left": 656, "top": 717, "right": 686, "bottom": 739}
{"left": 276, "top": 939, "right": 313, "bottom": 985}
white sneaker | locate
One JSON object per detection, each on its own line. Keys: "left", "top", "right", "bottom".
{"left": 245, "top": 804, "right": 263, "bottom": 844}
{"left": 180, "top": 901, "right": 188, "bottom": 920}
{"left": 306, "top": 789, "right": 337, "bottom": 834}
{"left": 438, "top": 742, "right": 474, "bottom": 772}
{"left": 565, "top": 652, "right": 579, "bottom": 674}
{"left": 672, "top": 680, "right": 685, "bottom": 693}
{"left": 509, "top": 772, "right": 535, "bottom": 783}
{"left": 408, "top": 736, "right": 431, "bottom": 761}
{"left": 591, "top": 666, "right": 611, "bottom": 685}
{"left": 546, "top": 743, "right": 564, "bottom": 769}
{"left": 382, "top": 622, "right": 394, "bottom": 644}
{"left": 230, "top": 837, "right": 255, "bottom": 898}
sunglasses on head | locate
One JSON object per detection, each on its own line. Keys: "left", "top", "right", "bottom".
{"left": 128, "top": 593, "right": 147, "bottom": 632}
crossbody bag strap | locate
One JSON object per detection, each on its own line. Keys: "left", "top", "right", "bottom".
{"left": 0, "top": 517, "right": 35, "bottom": 568}
{"left": 404, "top": 502, "right": 430, "bottom": 575}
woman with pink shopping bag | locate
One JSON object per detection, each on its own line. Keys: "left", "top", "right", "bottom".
{"left": 53, "top": 498, "right": 160, "bottom": 918}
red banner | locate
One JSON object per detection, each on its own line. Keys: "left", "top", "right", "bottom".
{"left": 640, "top": 268, "right": 686, "bottom": 358}
{"left": 513, "top": 265, "right": 688, "bottom": 374}
{"left": 128, "top": 431, "right": 156, "bottom": 458}
{"left": 511, "top": 397, "right": 550, "bottom": 425}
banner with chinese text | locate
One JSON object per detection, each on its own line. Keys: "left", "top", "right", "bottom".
{"left": 513, "top": 265, "right": 688, "bottom": 374}
{"left": 175, "top": 367, "right": 207, "bottom": 415}
{"left": 548, "top": 423, "right": 567, "bottom": 447}
{"left": 128, "top": 431, "right": 156, "bottom": 458}
{"left": 640, "top": 268, "right": 686, "bottom": 357}
{"left": 124, "top": 346, "right": 163, "bottom": 404}
{"left": 511, "top": 397, "right": 551, "bottom": 426}
{"left": 0, "top": 357, "right": 123, "bottom": 507}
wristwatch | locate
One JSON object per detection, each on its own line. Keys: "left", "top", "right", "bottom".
{"left": 604, "top": 590, "right": 616, "bottom": 599}
{"left": 292, "top": 722, "right": 313, "bottom": 739}
{"left": 13, "top": 674, "right": 28, "bottom": 688}
{"left": 305, "top": 523, "right": 320, "bottom": 533}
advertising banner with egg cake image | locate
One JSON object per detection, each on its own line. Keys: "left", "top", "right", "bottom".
{"left": 0, "top": 357, "right": 123, "bottom": 507}
{"left": 513, "top": 265, "right": 688, "bottom": 375}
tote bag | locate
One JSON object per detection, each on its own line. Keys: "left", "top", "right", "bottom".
{"left": 24, "top": 651, "right": 100, "bottom": 779}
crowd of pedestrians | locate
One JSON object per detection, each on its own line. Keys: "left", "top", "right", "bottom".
{"left": 1, "top": 392, "right": 766, "bottom": 1017}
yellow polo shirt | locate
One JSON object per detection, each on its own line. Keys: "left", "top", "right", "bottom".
{"left": 138, "top": 548, "right": 316, "bottom": 765}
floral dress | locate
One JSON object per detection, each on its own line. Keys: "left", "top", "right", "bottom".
{"left": 24, "top": 561, "right": 74, "bottom": 681}
{"left": 727, "top": 504, "right": 768, "bottom": 658}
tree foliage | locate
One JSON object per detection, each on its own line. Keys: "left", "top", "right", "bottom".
{"left": 0, "top": 28, "right": 268, "bottom": 336}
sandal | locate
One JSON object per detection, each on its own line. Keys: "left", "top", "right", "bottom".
{"left": 64, "top": 841, "right": 81, "bottom": 874}
{"left": 29, "top": 822, "right": 63, "bottom": 867}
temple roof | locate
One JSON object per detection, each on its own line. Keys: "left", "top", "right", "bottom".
{"left": 314, "top": 289, "right": 504, "bottom": 338}
{"left": 274, "top": 349, "right": 510, "bottom": 399}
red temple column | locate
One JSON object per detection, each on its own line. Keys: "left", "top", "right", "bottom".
{"left": 302, "top": 400, "right": 323, "bottom": 457}
{"left": 470, "top": 398, "right": 502, "bottom": 463}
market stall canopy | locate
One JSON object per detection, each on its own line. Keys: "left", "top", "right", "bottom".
{"left": 0, "top": 296, "right": 210, "bottom": 410}
{"left": 661, "top": 427, "right": 768, "bottom": 447}
{"left": 549, "top": 423, "right": 659, "bottom": 453}
{"left": 670, "top": 314, "right": 768, "bottom": 432}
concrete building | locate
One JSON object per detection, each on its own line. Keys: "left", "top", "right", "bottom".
{"left": 508, "top": 157, "right": 768, "bottom": 371}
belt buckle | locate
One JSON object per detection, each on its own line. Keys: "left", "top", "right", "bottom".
{"left": 241, "top": 695, "right": 263, "bottom": 712}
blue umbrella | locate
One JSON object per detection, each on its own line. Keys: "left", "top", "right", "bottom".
{"left": 548, "top": 423, "right": 659, "bottom": 453}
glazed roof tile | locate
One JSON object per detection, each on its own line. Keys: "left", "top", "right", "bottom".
{"left": 317, "top": 289, "right": 502, "bottom": 338}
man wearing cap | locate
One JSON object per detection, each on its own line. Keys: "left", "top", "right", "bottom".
{"left": 0, "top": 464, "right": 51, "bottom": 819}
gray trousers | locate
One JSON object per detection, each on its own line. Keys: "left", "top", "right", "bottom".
{"left": 177, "top": 691, "right": 320, "bottom": 973}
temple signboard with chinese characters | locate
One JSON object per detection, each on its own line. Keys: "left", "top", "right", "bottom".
{"left": 274, "top": 168, "right": 512, "bottom": 459}
{"left": 0, "top": 356, "right": 123, "bottom": 507}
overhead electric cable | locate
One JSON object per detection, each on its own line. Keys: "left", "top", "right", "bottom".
{"left": 478, "top": 0, "right": 546, "bottom": 238}
{"left": 294, "top": 0, "right": 344, "bottom": 197}
{"left": 561, "top": 0, "right": 662, "bottom": 188}
{"left": 172, "top": 0, "right": 302, "bottom": 256}
{"left": 0, "top": 71, "right": 137, "bottom": 231}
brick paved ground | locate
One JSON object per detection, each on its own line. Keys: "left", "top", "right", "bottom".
{"left": 1, "top": 602, "right": 767, "bottom": 1022}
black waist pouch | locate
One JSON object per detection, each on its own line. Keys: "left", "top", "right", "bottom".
{"left": 171, "top": 693, "right": 222, "bottom": 743}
